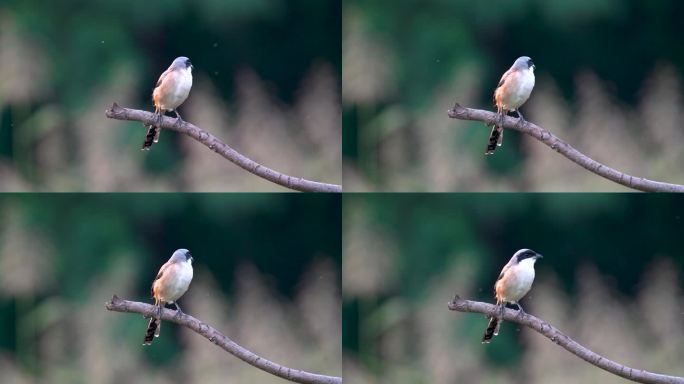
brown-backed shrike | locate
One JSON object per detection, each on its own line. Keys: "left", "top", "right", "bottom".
{"left": 143, "top": 248, "right": 194, "bottom": 346}
{"left": 486, "top": 56, "right": 535, "bottom": 155}
{"left": 482, "top": 248, "right": 542, "bottom": 343}
{"left": 142, "top": 56, "right": 194, "bottom": 150}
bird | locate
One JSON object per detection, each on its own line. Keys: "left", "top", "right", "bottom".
{"left": 482, "top": 248, "right": 542, "bottom": 343}
{"left": 143, "top": 248, "right": 194, "bottom": 346}
{"left": 486, "top": 56, "right": 536, "bottom": 155}
{"left": 142, "top": 56, "right": 194, "bottom": 150}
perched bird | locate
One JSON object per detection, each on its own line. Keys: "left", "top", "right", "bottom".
{"left": 143, "top": 248, "right": 194, "bottom": 345}
{"left": 142, "top": 57, "right": 194, "bottom": 150}
{"left": 482, "top": 248, "right": 542, "bottom": 343}
{"left": 486, "top": 56, "right": 536, "bottom": 155}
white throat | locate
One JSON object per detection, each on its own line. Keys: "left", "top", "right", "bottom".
{"left": 517, "top": 257, "right": 537, "bottom": 271}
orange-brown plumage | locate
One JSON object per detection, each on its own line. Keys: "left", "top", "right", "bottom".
{"left": 152, "top": 69, "right": 180, "bottom": 113}
{"left": 151, "top": 261, "right": 190, "bottom": 304}
{"left": 494, "top": 71, "right": 515, "bottom": 113}
{"left": 143, "top": 249, "right": 193, "bottom": 346}
{"left": 151, "top": 260, "right": 172, "bottom": 302}
{"left": 486, "top": 57, "right": 535, "bottom": 155}
{"left": 142, "top": 57, "right": 193, "bottom": 150}
{"left": 482, "top": 249, "right": 541, "bottom": 343}
{"left": 493, "top": 263, "right": 511, "bottom": 305}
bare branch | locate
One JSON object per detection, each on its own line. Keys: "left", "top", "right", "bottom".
{"left": 448, "top": 295, "right": 684, "bottom": 384}
{"left": 447, "top": 103, "right": 684, "bottom": 192}
{"left": 105, "top": 103, "right": 342, "bottom": 193}
{"left": 105, "top": 295, "right": 341, "bottom": 384}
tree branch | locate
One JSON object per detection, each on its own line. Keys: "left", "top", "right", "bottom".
{"left": 105, "top": 295, "right": 341, "bottom": 384}
{"left": 105, "top": 103, "right": 342, "bottom": 193}
{"left": 448, "top": 295, "right": 684, "bottom": 384}
{"left": 447, "top": 103, "right": 684, "bottom": 192}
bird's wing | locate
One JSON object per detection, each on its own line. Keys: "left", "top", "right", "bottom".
{"left": 493, "top": 68, "right": 513, "bottom": 106}
{"left": 493, "top": 264, "right": 510, "bottom": 301}
{"left": 496, "top": 68, "right": 513, "bottom": 89}
{"left": 155, "top": 67, "right": 173, "bottom": 87}
{"left": 496, "top": 263, "right": 509, "bottom": 282}
{"left": 151, "top": 261, "right": 171, "bottom": 296}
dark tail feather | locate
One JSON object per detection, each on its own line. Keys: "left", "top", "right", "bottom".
{"left": 143, "top": 317, "right": 160, "bottom": 345}
{"left": 482, "top": 316, "right": 501, "bottom": 343}
{"left": 485, "top": 125, "right": 503, "bottom": 155}
{"left": 142, "top": 124, "right": 158, "bottom": 150}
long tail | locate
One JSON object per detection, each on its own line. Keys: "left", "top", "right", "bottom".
{"left": 482, "top": 316, "right": 501, "bottom": 343}
{"left": 143, "top": 301, "right": 162, "bottom": 346}
{"left": 485, "top": 124, "right": 504, "bottom": 155}
{"left": 142, "top": 125, "right": 158, "bottom": 150}
{"left": 142, "top": 108, "right": 162, "bottom": 150}
{"left": 143, "top": 317, "right": 161, "bottom": 345}
{"left": 485, "top": 109, "right": 505, "bottom": 155}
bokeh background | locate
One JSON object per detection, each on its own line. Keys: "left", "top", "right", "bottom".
{"left": 0, "top": 0, "right": 341, "bottom": 191}
{"left": 343, "top": 0, "right": 684, "bottom": 191}
{"left": 0, "top": 193, "right": 341, "bottom": 382}
{"left": 343, "top": 194, "right": 684, "bottom": 383}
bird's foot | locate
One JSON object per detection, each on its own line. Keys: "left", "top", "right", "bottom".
{"left": 173, "top": 117, "right": 184, "bottom": 128}
{"left": 171, "top": 302, "right": 184, "bottom": 318}
{"left": 514, "top": 303, "right": 526, "bottom": 319}
{"left": 514, "top": 111, "right": 526, "bottom": 128}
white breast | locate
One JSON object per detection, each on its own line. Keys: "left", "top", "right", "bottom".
{"left": 159, "top": 261, "right": 193, "bottom": 303}
{"left": 159, "top": 67, "right": 193, "bottom": 111}
{"left": 501, "top": 68, "right": 535, "bottom": 111}
{"left": 500, "top": 258, "right": 536, "bottom": 303}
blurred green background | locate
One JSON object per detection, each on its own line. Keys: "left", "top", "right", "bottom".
{"left": 0, "top": 193, "right": 341, "bottom": 382}
{"left": 343, "top": 193, "right": 684, "bottom": 383}
{"left": 0, "top": 0, "right": 341, "bottom": 191}
{"left": 343, "top": 0, "right": 684, "bottom": 191}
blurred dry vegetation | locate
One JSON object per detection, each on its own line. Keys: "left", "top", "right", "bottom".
{"left": 0, "top": 1, "right": 341, "bottom": 191}
{"left": 343, "top": 1, "right": 684, "bottom": 191}
{"left": 343, "top": 194, "right": 684, "bottom": 383}
{"left": 0, "top": 194, "right": 341, "bottom": 382}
